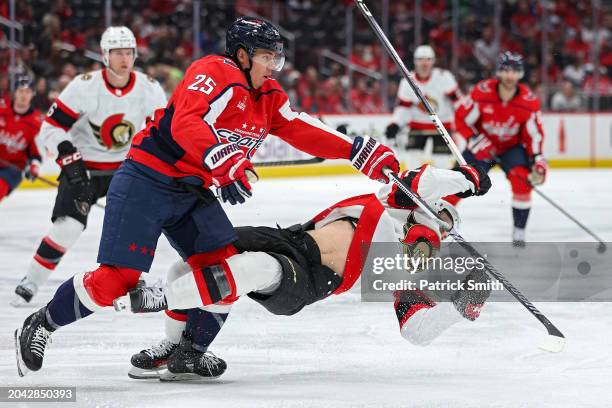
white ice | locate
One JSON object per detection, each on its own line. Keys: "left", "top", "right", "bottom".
{"left": 1, "top": 169, "right": 612, "bottom": 407}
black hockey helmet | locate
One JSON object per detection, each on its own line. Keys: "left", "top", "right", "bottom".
{"left": 496, "top": 51, "right": 524, "bottom": 73}
{"left": 226, "top": 16, "right": 283, "bottom": 58}
{"left": 15, "top": 74, "right": 34, "bottom": 89}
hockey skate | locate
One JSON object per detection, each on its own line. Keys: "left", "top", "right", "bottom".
{"left": 12, "top": 277, "right": 38, "bottom": 307}
{"left": 512, "top": 227, "right": 526, "bottom": 248}
{"left": 160, "top": 332, "right": 227, "bottom": 382}
{"left": 129, "top": 339, "right": 178, "bottom": 379}
{"left": 114, "top": 285, "right": 167, "bottom": 313}
{"left": 14, "top": 307, "right": 55, "bottom": 376}
{"left": 451, "top": 268, "right": 491, "bottom": 321}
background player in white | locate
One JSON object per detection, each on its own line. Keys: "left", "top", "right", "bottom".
{"left": 119, "top": 162, "right": 491, "bottom": 380}
{"left": 384, "top": 45, "right": 462, "bottom": 169}
{"left": 13, "top": 26, "right": 167, "bottom": 305}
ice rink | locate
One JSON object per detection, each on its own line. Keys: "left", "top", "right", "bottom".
{"left": 1, "top": 169, "right": 612, "bottom": 407}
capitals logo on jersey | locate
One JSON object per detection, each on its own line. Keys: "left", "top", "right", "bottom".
{"left": 89, "top": 114, "right": 135, "bottom": 150}
{"left": 217, "top": 122, "right": 266, "bottom": 159}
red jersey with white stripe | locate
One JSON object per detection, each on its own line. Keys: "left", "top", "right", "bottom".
{"left": 455, "top": 78, "right": 544, "bottom": 159}
{"left": 39, "top": 69, "right": 167, "bottom": 170}
{"left": 0, "top": 104, "right": 42, "bottom": 170}
{"left": 310, "top": 165, "right": 470, "bottom": 295}
{"left": 129, "top": 55, "right": 353, "bottom": 186}
{"left": 391, "top": 68, "right": 460, "bottom": 132}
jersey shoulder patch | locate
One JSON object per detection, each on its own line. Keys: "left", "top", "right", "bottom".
{"left": 80, "top": 72, "right": 93, "bottom": 81}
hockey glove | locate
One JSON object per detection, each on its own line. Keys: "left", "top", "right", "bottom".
{"left": 453, "top": 164, "right": 491, "bottom": 197}
{"left": 350, "top": 136, "right": 399, "bottom": 183}
{"left": 528, "top": 156, "right": 548, "bottom": 186}
{"left": 56, "top": 141, "right": 93, "bottom": 216}
{"left": 466, "top": 134, "right": 495, "bottom": 161}
{"left": 203, "top": 143, "right": 258, "bottom": 205}
{"left": 24, "top": 159, "right": 40, "bottom": 182}
{"left": 385, "top": 123, "right": 400, "bottom": 140}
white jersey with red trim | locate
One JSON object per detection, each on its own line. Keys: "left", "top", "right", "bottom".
{"left": 391, "top": 68, "right": 460, "bottom": 132}
{"left": 39, "top": 69, "right": 167, "bottom": 169}
{"left": 310, "top": 165, "right": 472, "bottom": 294}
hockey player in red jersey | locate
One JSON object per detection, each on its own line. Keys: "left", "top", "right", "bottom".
{"left": 119, "top": 163, "right": 491, "bottom": 380}
{"left": 0, "top": 76, "right": 42, "bottom": 203}
{"left": 12, "top": 26, "right": 167, "bottom": 305}
{"left": 448, "top": 52, "right": 547, "bottom": 246}
{"left": 14, "top": 16, "right": 399, "bottom": 378}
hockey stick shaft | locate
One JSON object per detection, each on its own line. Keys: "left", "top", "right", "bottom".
{"left": 0, "top": 157, "right": 106, "bottom": 209}
{"left": 253, "top": 157, "right": 325, "bottom": 167}
{"left": 355, "top": 0, "right": 466, "bottom": 166}
{"left": 383, "top": 167, "right": 565, "bottom": 341}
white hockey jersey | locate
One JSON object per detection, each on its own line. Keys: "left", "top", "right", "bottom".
{"left": 40, "top": 69, "right": 167, "bottom": 169}
{"left": 391, "top": 68, "right": 460, "bottom": 133}
{"left": 311, "top": 165, "right": 472, "bottom": 294}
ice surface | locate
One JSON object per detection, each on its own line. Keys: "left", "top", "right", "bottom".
{"left": 1, "top": 169, "right": 612, "bottom": 407}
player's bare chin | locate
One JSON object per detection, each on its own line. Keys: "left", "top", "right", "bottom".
{"left": 306, "top": 220, "right": 354, "bottom": 278}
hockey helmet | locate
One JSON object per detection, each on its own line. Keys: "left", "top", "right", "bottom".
{"left": 496, "top": 51, "right": 524, "bottom": 73}
{"left": 226, "top": 16, "right": 284, "bottom": 71}
{"left": 414, "top": 45, "right": 435, "bottom": 61}
{"left": 100, "top": 26, "right": 137, "bottom": 66}
{"left": 15, "top": 75, "right": 34, "bottom": 89}
{"left": 433, "top": 199, "right": 461, "bottom": 232}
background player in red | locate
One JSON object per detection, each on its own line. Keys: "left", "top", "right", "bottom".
{"left": 448, "top": 52, "right": 547, "bottom": 246}
{"left": 14, "top": 16, "right": 399, "bottom": 378}
{"left": 0, "top": 76, "right": 42, "bottom": 203}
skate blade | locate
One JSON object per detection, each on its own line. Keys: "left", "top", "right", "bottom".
{"left": 159, "top": 371, "right": 222, "bottom": 382}
{"left": 14, "top": 328, "right": 29, "bottom": 377}
{"left": 10, "top": 295, "right": 31, "bottom": 308}
{"left": 113, "top": 295, "right": 130, "bottom": 312}
{"left": 539, "top": 334, "right": 565, "bottom": 353}
{"left": 128, "top": 365, "right": 167, "bottom": 380}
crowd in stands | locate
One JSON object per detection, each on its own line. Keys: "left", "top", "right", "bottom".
{"left": 0, "top": 0, "right": 610, "bottom": 114}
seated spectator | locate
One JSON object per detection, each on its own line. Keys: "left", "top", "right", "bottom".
{"left": 563, "top": 54, "right": 588, "bottom": 85}
{"left": 551, "top": 79, "right": 584, "bottom": 111}
{"left": 474, "top": 26, "right": 498, "bottom": 71}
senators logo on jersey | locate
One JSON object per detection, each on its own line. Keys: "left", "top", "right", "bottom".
{"left": 89, "top": 114, "right": 135, "bottom": 150}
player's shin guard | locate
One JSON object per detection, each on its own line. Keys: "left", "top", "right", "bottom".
{"left": 185, "top": 308, "right": 229, "bottom": 352}
{"left": 45, "top": 276, "right": 95, "bottom": 329}
{"left": 25, "top": 217, "right": 85, "bottom": 287}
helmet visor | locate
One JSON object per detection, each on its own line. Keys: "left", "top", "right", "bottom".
{"left": 252, "top": 51, "right": 285, "bottom": 72}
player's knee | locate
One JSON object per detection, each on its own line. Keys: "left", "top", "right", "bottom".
{"left": 507, "top": 167, "right": 531, "bottom": 194}
{"left": 186, "top": 244, "right": 238, "bottom": 270}
{"left": 74, "top": 264, "right": 142, "bottom": 308}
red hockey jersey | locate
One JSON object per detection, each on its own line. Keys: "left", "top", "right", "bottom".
{"left": 0, "top": 105, "right": 42, "bottom": 170}
{"left": 454, "top": 78, "right": 544, "bottom": 159}
{"left": 129, "top": 55, "right": 353, "bottom": 186}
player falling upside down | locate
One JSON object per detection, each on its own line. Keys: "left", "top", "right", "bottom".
{"left": 14, "top": 16, "right": 400, "bottom": 378}
{"left": 0, "top": 76, "right": 43, "bottom": 204}
{"left": 13, "top": 26, "right": 167, "bottom": 305}
{"left": 447, "top": 51, "right": 547, "bottom": 247}
{"left": 117, "top": 163, "right": 491, "bottom": 381}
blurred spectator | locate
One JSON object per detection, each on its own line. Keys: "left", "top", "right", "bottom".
{"left": 563, "top": 55, "right": 588, "bottom": 85}
{"left": 32, "top": 77, "right": 51, "bottom": 112}
{"left": 474, "top": 26, "right": 498, "bottom": 71}
{"left": 551, "top": 79, "right": 584, "bottom": 111}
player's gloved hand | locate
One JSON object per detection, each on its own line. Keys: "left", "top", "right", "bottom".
{"left": 453, "top": 164, "right": 491, "bottom": 197}
{"left": 466, "top": 134, "right": 495, "bottom": 161}
{"left": 24, "top": 159, "right": 40, "bottom": 181}
{"left": 528, "top": 155, "right": 548, "bottom": 186}
{"left": 385, "top": 123, "right": 400, "bottom": 140}
{"left": 56, "top": 141, "right": 93, "bottom": 215}
{"left": 400, "top": 213, "right": 442, "bottom": 273}
{"left": 203, "top": 143, "right": 258, "bottom": 205}
{"left": 350, "top": 136, "right": 399, "bottom": 183}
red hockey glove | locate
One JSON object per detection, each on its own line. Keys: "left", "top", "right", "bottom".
{"left": 453, "top": 164, "right": 491, "bottom": 197}
{"left": 350, "top": 136, "right": 399, "bottom": 183}
{"left": 56, "top": 141, "right": 93, "bottom": 215}
{"left": 24, "top": 159, "right": 40, "bottom": 182}
{"left": 203, "top": 143, "right": 258, "bottom": 205}
{"left": 466, "top": 134, "right": 495, "bottom": 161}
{"left": 528, "top": 156, "right": 548, "bottom": 186}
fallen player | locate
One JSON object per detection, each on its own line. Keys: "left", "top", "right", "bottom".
{"left": 117, "top": 163, "right": 492, "bottom": 380}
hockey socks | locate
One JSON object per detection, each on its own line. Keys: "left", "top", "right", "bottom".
{"left": 185, "top": 309, "right": 229, "bottom": 352}
{"left": 45, "top": 278, "right": 93, "bottom": 329}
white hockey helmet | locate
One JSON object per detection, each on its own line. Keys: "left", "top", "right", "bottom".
{"left": 433, "top": 199, "right": 461, "bottom": 232}
{"left": 100, "top": 26, "right": 137, "bottom": 66}
{"left": 414, "top": 45, "right": 435, "bottom": 61}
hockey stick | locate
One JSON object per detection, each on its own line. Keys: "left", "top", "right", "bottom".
{"left": 355, "top": 0, "right": 467, "bottom": 166}
{"left": 0, "top": 158, "right": 106, "bottom": 209}
{"left": 382, "top": 167, "right": 566, "bottom": 353}
{"left": 253, "top": 156, "right": 325, "bottom": 167}
{"left": 487, "top": 153, "right": 606, "bottom": 253}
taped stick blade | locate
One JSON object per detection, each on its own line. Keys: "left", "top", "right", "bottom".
{"left": 539, "top": 334, "right": 566, "bottom": 353}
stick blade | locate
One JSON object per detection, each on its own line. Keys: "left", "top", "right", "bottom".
{"left": 539, "top": 334, "right": 566, "bottom": 353}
